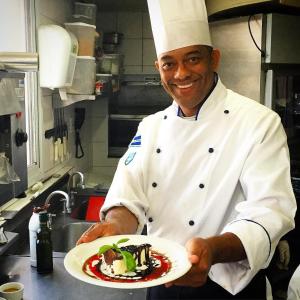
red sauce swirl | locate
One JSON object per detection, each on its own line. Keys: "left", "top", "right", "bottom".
{"left": 82, "top": 250, "right": 172, "bottom": 283}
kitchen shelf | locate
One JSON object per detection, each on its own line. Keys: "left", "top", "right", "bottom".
{"left": 52, "top": 92, "right": 95, "bottom": 108}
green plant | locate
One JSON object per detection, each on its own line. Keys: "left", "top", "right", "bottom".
{"left": 98, "top": 238, "right": 136, "bottom": 272}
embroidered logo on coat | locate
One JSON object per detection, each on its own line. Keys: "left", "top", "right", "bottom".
{"left": 125, "top": 152, "right": 136, "bottom": 165}
{"left": 129, "top": 135, "right": 141, "bottom": 147}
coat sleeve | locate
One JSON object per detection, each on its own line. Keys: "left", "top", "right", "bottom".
{"left": 209, "top": 112, "right": 297, "bottom": 294}
{"left": 100, "top": 120, "right": 149, "bottom": 234}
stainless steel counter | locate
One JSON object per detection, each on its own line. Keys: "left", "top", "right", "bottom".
{"left": 0, "top": 254, "right": 147, "bottom": 300}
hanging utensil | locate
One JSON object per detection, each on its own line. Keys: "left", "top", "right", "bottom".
{"left": 62, "top": 108, "right": 68, "bottom": 157}
{"left": 74, "top": 108, "right": 85, "bottom": 159}
{"left": 53, "top": 109, "right": 59, "bottom": 162}
{"left": 58, "top": 108, "right": 64, "bottom": 161}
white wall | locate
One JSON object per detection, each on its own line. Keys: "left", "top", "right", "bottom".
{"left": 0, "top": 0, "right": 26, "bottom": 51}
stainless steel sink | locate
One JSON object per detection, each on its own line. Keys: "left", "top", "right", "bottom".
{"left": 51, "top": 222, "right": 94, "bottom": 252}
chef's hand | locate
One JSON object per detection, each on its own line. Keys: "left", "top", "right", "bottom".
{"left": 76, "top": 221, "right": 122, "bottom": 245}
{"left": 165, "top": 237, "right": 213, "bottom": 288}
{"left": 76, "top": 206, "right": 138, "bottom": 245}
{"left": 165, "top": 233, "right": 246, "bottom": 288}
{"left": 276, "top": 240, "right": 290, "bottom": 270}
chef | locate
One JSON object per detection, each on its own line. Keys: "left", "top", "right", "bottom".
{"left": 78, "top": 0, "right": 296, "bottom": 298}
{"left": 287, "top": 264, "right": 300, "bottom": 300}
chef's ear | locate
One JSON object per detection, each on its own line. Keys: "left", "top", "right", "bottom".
{"left": 211, "top": 48, "right": 221, "bottom": 71}
{"left": 155, "top": 60, "right": 159, "bottom": 71}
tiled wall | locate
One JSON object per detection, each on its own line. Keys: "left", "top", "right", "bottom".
{"left": 97, "top": 10, "right": 158, "bottom": 74}
{"left": 87, "top": 9, "right": 159, "bottom": 184}
{"left": 86, "top": 97, "right": 118, "bottom": 186}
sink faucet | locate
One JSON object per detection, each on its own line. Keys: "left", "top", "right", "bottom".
{"left": 44, "top": 190, "right": 71, "bottom": 214}
{"left": 67, "top": 171, "right": 85, "bottom": 193}
{"left": 67, "top": 172, "right": 85, "bottom": 207}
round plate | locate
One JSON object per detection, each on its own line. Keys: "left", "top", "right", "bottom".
{"left": 64, "top": 234, "right": 192, "bottom": 289}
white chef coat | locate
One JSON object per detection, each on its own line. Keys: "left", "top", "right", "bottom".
{"left": 101, "top": 79, "right": 296, "bottom": 295}
{"left": 288, "top": 265, "right": 300, "bottom": 300}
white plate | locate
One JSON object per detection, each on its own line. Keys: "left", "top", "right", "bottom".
{"left": 64, "top": 234, "right": 192, "bottom": 289}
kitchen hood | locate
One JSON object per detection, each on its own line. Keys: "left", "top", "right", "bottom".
{"left": 206, "top": 0, "right": 300, "bottom": 19}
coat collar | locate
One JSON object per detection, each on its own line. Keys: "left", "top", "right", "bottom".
{"left": 170, "top": 75, "right": 228, "bottom": 121}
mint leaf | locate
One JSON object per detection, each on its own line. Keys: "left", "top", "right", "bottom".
{"left": 98, "top": 244, "right": 113, "bottom": 255}
{"left": 117, "top": 238, "right": 130, "bottom": 245}
{"left": 121, "top": 250, "right": 136, "bottom": 272}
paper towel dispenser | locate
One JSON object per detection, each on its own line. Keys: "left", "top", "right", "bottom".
{"left": 38, "top": 25, "right": 78, "bottom": 89}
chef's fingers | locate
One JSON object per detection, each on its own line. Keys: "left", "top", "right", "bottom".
{"left": 189, "top": 254, "right": 200, "bottom": 264}
{"left": 76, "top": 223, "right": 103, "bottom": 245}
{"left": 76, "top": 222, "right": 122, "bottom": 245}
{"left": 170, "top": 258, "right": 209, "bottom": 287}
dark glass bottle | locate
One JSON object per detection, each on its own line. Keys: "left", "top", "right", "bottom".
{"left": 36, "top": 212, "right": 53, "bottom": 274}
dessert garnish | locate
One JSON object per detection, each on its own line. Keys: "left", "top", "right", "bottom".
{"left": 98, "top": 238, "right": 136, "bottom": 273}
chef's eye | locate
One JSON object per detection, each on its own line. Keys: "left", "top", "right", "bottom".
{"left": 161, "top": 62, "right": 174, "bottom": 70}
{"left": 188, "top": 56, "right": 201, "bottom": 64}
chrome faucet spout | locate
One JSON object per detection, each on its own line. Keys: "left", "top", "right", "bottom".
{"left": 67, "top": 171, "right": 85, "bottom": 194}
{"left": 44, "top": 190, "right": 71, "bottom": 214}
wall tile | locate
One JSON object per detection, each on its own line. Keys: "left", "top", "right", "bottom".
{"left": 143, "top": 39, "right": 156, "bottom": 65}
{"left": 123, "top": 65, "right": 143, "bottom": 74}
{"left": 92, "top": 142, "right": 119, "bottom": 167}
{"left": 117, "top": 12, "right": 142, "bottom": 39}
{"left": 88, "top": 97, "right": 108, "bottom": 118}
{"left": 91, "top": 116, "right": 107, "bottom": 143}
{"left": 142, "top": 65, "right": 158, "bottom": 74}
{"left": 120, "top": 39, "right": 142, "bottom": 66}
{"left": 143, "top": 12, "right": 153, "bottom": 39}
{"left": 97, "top": 12, "right": 117, "bottom": 33}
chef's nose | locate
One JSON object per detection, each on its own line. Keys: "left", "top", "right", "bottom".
{"left": 174, "top": 62, "right": 191, "bottom": 80}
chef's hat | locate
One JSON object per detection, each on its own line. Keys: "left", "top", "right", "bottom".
{"left": 147, "top": 0, "right": 212, "bottom": 57}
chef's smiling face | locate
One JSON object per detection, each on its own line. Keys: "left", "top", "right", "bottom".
{"left": 155, "top": 45, "right": 220, "bottom": 117}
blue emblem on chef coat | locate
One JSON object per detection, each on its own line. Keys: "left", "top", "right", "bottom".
{"left": 129, "top": 135, "right": 141, "bottom": 147}
{"left": 125, "top": 152, "right": 136, "bottom": 165}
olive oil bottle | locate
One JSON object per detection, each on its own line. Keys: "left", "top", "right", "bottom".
{"left": 36, "top": 211, "right": 53, "bottom": 274}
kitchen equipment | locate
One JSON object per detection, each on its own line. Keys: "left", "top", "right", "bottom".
{"left": 108, "top": 74, "right": 171, "bottom": 157}
{"left": 73, "top": 2, "right": 97, "bottom": 25}
{"left": 0, "top": 52, "right": 38, "bottom": 72}
{"left": 0, "top": 72, "right": 28, "bottom": 207}
{"left": 66, "top": 56, "right": 96, "bottom": 95}
{"left": 98, "top": 54, "right": 123, "bottom": 75}
{"left": 0, "top": 227, "right": 8, "bottom": 245}
{"left": 206, "top": 0, "right": 300, "bottom": 19}
{"left": 103, "top": 32, "right": 123, "bottom": 45}
{"left": 74, "top": 108, "right": 85, "bottom": 159}
{"left": 95, "top": 74, "right": 112, "bottom": 96}
{"left": 65, "top": 22, "right": 96, "bottom": 56}
{"left": 38, "top": 25, "right": 78, "bottom": 89}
